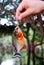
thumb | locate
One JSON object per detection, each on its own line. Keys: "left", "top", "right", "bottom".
{"left": 18, "top": 8, "right": 33, "bottom": 20}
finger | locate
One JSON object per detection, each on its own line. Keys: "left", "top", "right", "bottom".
{"left": 19, "top": 8, "right": 33, "bottom": 20}
{"left": 16, "top": 1, "right": 25, "bottom": 20}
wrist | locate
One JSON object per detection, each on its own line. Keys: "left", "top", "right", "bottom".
{"left": 41, "top": 1, "right": 44, "bottom": 11}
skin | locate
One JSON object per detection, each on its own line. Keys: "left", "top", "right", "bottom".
{"left": 16, "top": 0, "right": 44, "bottom": 20}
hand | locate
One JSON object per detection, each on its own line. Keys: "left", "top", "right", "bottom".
{"left": 16, "top": 0, "right": 44, "bottom": 20}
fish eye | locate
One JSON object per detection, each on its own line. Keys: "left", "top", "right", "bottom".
{"left": 16, "top": 27, "right": 18, "bottom": 30}
{"left": 15, "top": 26, "right": 19, "bottom": 31}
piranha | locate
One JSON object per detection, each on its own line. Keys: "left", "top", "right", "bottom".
{"left": 12, "top": 26, "right": 25, "bottom": 57}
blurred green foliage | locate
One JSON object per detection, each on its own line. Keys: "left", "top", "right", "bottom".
{"left": 0, "top": 26, "right": 44, "bottom": 65}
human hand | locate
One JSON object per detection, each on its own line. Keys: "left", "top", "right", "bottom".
{"left": 16, "top": 0, "right": 44, "bottom": 20}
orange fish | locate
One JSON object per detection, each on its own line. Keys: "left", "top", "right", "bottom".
{"left": 12, "top": 26, "right": 24, "bottom": 53}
